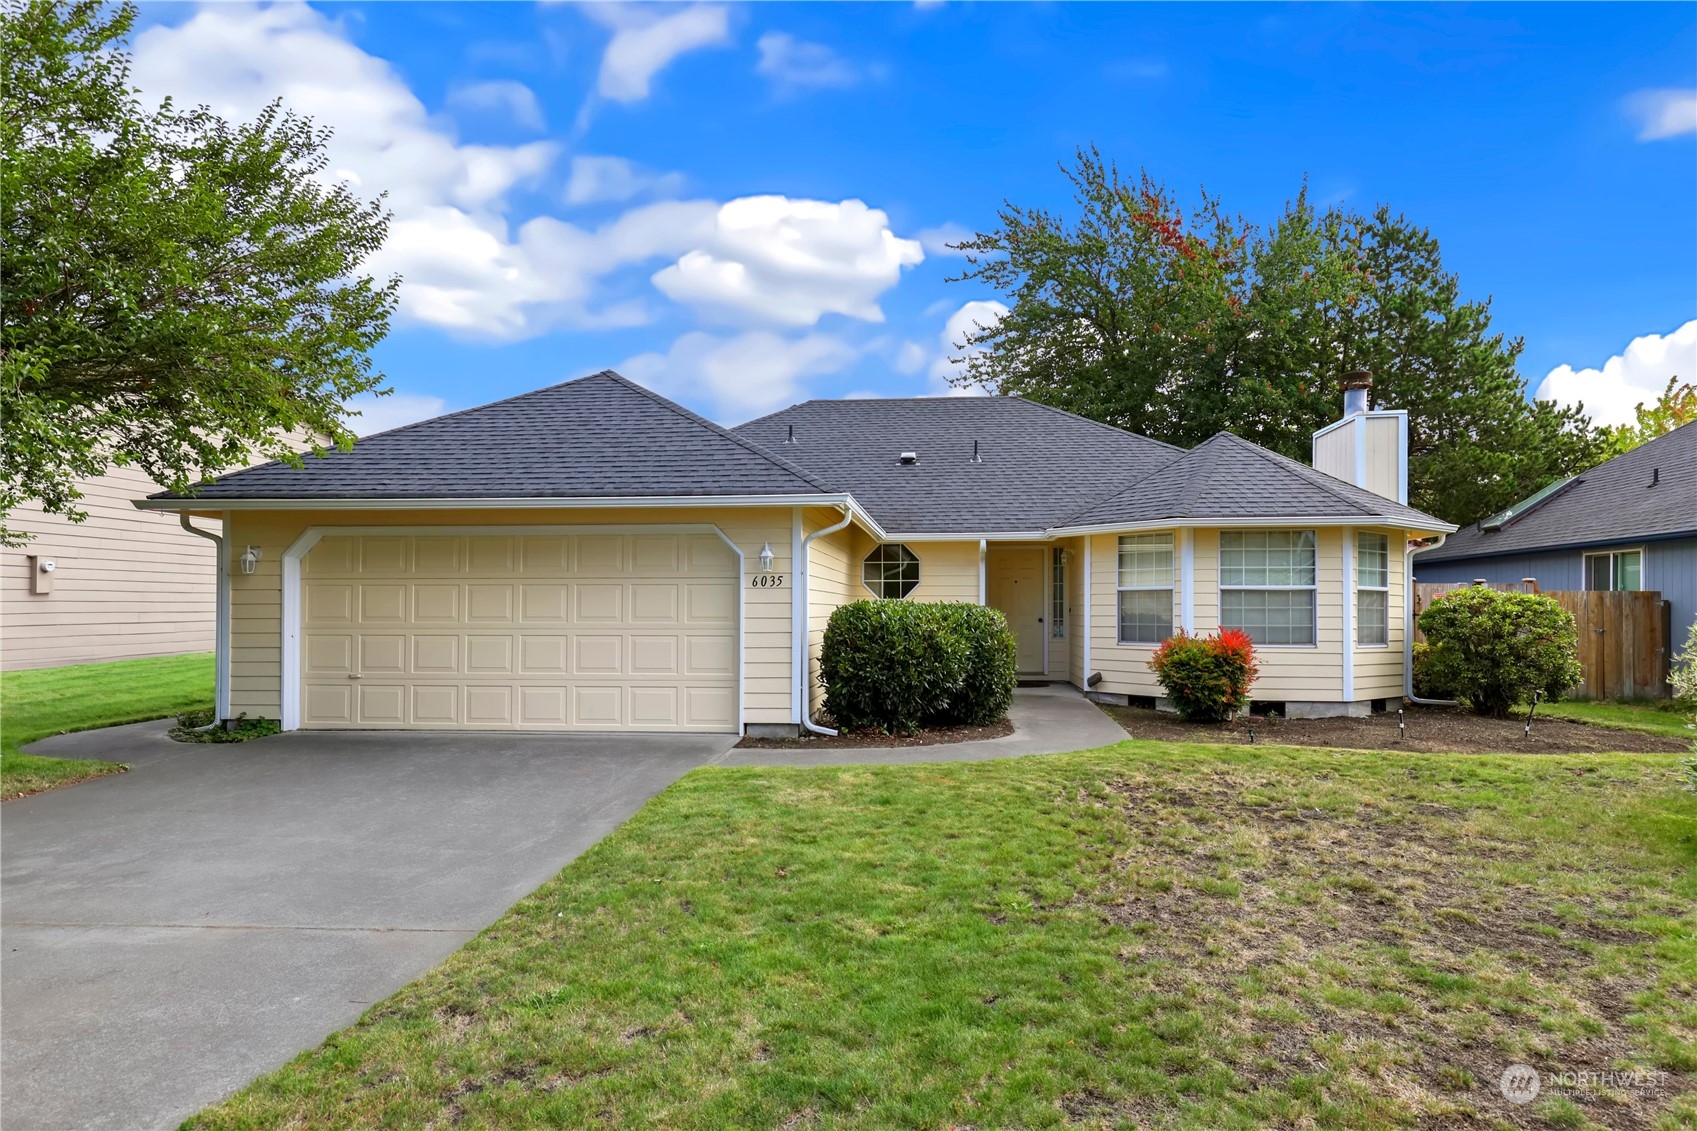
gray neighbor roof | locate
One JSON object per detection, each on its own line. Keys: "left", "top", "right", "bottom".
{"left": 157, "top": 371, "right": 1452, "bottom": 534}
{"left": 1416, "top": 420, "right": 1697, "bottom": 564}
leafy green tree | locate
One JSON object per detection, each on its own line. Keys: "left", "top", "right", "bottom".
{"left": 1598, "top": 377, "right": 1697, "bottom": 457}
{"left": 948, "top": 148, "right": 1613, "bottom": 526}
{"left": 1, "top": 1, "right": 397, "bottom": 544}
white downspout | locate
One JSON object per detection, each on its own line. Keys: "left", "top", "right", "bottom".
{"left": 1081, "top": 536, "right": 1093, "bottom": 693}
{"left": 180, "top": 513, "right": 230, "bottom": 726}
{"left": 1405, "top": 532, "right": 1457, "bottom": 705}
{"left": 800, "top": 506, "right": 854, "bottom": 736}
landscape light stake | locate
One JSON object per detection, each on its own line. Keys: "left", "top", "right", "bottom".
{"left": 1398, "top": 708, "right": 1405, "bottom": 741}
{"left": 1246, "top": 718, "right": 1256, "bottom": 744}
{"left": 1524, "top": 690, "right": 1542, "bottom": 739}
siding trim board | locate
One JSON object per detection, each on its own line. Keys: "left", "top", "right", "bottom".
{"left": 278, "top": 523, "right": 747, "bottom": 733}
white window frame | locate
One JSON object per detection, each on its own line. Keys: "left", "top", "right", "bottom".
{"left": 1218, "top": 529, "right": 1318, "bottom": 648}
{"left": 1116, "top": 533, "right": 1174, "bottom": 645}
{"left": 1355, "top": 531, "right": 1390, "bottom": 648}
{"left": 1050, "top": 546, "right": 1066, "bottom": 640}
{"left": 862, "top": 542, "right": 921, "bottom": 600}
{"left": 1582, "top": 547, "right": 1644, "bottom": 592}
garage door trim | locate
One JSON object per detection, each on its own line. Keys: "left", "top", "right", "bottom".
{"left": 280, "top": 524, "right": 744, "bottom": 732}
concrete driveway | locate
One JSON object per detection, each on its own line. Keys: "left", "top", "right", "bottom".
{"left": 1, "top": 725, "right": 734, "bottom": 1131}
{"left": 1, "top": 686, "right": 1125, "bottom": 1130}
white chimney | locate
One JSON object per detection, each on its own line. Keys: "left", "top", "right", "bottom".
{"left": 1312, "top": 371, "right": 1409, "bottom": 504}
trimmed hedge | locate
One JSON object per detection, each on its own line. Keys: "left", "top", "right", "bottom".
{"left": 819, "top": 600, "right": 1017, "bottom": 734}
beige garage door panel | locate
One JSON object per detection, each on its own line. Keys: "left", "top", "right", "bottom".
{"left": 301, "top": 533, "right": 738, "bottom": 731}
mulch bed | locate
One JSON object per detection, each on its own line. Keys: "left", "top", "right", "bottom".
{"left": 734, "top": 717, "right": 1014, "bottom": 750}
{"left": 1101, "top": 703, "right": 1689, "bottom": 754}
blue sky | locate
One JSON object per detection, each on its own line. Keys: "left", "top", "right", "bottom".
{"left": 131, "top": 2, "right": 1696, "bottom": 431}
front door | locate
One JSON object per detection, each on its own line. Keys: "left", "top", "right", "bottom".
{"left": 987, "top": 547, "right": 1046, "bottom": 673}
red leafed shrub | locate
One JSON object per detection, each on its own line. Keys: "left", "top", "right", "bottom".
{"left": 1147, "top": 628, "right": 1260, "bottom": 722}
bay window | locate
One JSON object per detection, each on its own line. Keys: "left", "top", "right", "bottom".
{"left": 1117, "top": 533, "right": 1174, "bottom": 644}
{"left": 1356, "top": 532, "right": 1389, "bottom": 646}
{"left": 1220, "top": 530, "right": 1317, "bottom": 646}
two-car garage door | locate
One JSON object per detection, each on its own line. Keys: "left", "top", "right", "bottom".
{"left": 300, "top": 532, "right": 738, "bottom": 731}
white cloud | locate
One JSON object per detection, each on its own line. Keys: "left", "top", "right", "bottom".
{"left": 1535, "top": 320, "right": 1697, "bottom": 427}
{"left": 341, "top": 392, "right": 450, "bottom": 435}
{"left": 1627, "top": 89, "right": 1697, "bottom": 141}
{"left": 564, "top": 155, "right": 686, "bottom": 205}
{"left": 620, "top": 331, "right": 859, "bottom": 421}
{"left": 653, "top": 196, "right": 924, "bottom": 327}
{"left": 585, "top": 4, "right": 731, "bottom": 103}
{"left": 917, "top": 222, "right": 975, "bottom": 257}
{"left": 755, "top": 32, "right": 861, "bottom": 93}
{"left": 895, "top": 340, "right": 928, "bottom": 375}
{"left": 131, "top": 5, "right": 722, "bottom": 340}
{"left": 929, "top": 299, "right": 1008, "bottom": 392}
{"left": 446, "top": 79, "right": 545, "bottom": 130}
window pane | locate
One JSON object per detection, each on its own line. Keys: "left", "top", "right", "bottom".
{"left": 863, "top": 544, "right": 919, "bottom": 599}
{"left": 1117, "top": 533, "right": 1173, "bottom": 588}
{"left": 1584, "top": 555, "right": 1610, "bottom": 591}
{"left": 1118, "top": 589, "right": 1173, "bottom": 644}
{"left": 1616, "top": 552, "right": 1641, "bottom": 591}
{"left": 1357, "top": 589, "right": 1388, "bottom": 646}
{"left": 1222, "top": 589, "right": 1316, "bottom": 646}
{"left": 1357, "top": 533, "right": 1389, "bottom": 589}
{"left": 1220, "top": 531, "right": 1316, "bottom": 587}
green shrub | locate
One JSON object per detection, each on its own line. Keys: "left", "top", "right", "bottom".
{"left": 1147, "top": 628, "right": 1259, "bottom": 723}
{"left": 1416, "top": 586, "right": 1582, "bottom": 718}
{"left": 1410, "top": 641, "right": 1452, "bottom": 699}
{"left": 818, "top": 600, "right": 1015, "bottom": 733}
{"left": 935, "top": 603, "right": 1018, "bottom": 725}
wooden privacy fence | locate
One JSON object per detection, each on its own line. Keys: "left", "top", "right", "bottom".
{"left": 1413, "top": 582, "right": 1673, "bottom": 700}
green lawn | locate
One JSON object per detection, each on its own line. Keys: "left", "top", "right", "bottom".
{"left": 190, "top": 741, "right": 1697, "bottom": 1130}
{"left": 1539, "top": 698, "right": 1696, "bottom": 741}
{"left": 1, "top": 653, "right": 214, "bottom": 798}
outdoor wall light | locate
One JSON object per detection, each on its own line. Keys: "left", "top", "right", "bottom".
{"left": 239, "top": 545, "right": 262, "bottom": 575}
{"left": 758, "top": 542, "right": 775, "bottom": 572}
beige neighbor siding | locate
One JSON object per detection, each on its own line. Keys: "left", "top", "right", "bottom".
{"left": 1352, "top": 529, "right": 1408, "bottom": 701}
{"left": 1, "top": 467, "right": 218, "bottom": 670}
{"left": 1089, "top": 527, "right": 1353, "bottom": 704}
{"left": 226, "top": 507, "right": 796, "bottom": 726}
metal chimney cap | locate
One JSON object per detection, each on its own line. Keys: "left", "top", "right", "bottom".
{"left": 1341, "top": 371, "right": 1373, "bottom": 390}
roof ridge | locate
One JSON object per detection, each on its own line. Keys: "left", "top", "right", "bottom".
{"left": 1007, "top": 396, "right": 1187, "bottom": 453}
{"left": 596, "top": 371, "right": 836, "bottom": 493}
{"left": 1216, "top": 430, "right": 1385, "bottom": 512}
{"left": 345, "top": 372, "right": 604, "bottom": 444}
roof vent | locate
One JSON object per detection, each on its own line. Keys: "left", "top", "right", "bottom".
{"left": 784, "top": 424, "right": 795, "bottom": 444}
{"left": 899, "top": 451, "right": 919, "bottom": 465}
{"left": 971, "top": 439, "right": 982, "bottom": 464}
{"left": 1648, "top": 467, "right": 1659, "bottom": 488}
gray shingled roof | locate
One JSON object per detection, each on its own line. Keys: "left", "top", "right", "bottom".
{"left": 1060, "top": 431, "right": 1449, "bottom": 530}
{"left": 1416, "top": 420, "right": 1697, "bottom": 563}
{"left": 153, "top": 371, "right": 830, "bottom": 501}
{"left": 730, "top": 396, "right": 1181, "bottom": 533}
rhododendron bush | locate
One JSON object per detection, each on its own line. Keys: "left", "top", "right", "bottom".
{"left": 1147, "top": 629, "right": 1259, "bottom": 722}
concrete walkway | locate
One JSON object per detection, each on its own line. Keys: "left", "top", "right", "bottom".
{"left": 2, "top": 687, "right": 1122, "bottom": 1131}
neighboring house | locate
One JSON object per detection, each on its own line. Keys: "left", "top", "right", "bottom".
{"left": 1, "top": 467, "right": 221, "bottom": 671}
{"left": 1413, "top": 421, "right": 1697, "bottom": 642}
{"left": 136, "top": 371, "right": 1453, "bottom": 735}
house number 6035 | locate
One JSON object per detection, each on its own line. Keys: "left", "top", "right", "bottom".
{"left": 750, "top": 574, "right": 786, "bottom": 588}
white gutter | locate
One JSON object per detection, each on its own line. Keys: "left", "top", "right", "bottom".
{"left": 799, "top": 505, "right": 855, "bottom": 736}
{"left": 1050, "top": 515, "right": 1457, "bottom": 538}
{"left": 1405, "top": 532, "right": 1458, "bottom": 706}
{"left": 179, "top": 513, "right": 230, "bottom": 726}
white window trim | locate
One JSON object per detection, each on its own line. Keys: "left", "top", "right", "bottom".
{"left": 1582, "top": 546, "right": 1645, "bottom": 592}
{"left": 1355, "top": 531, "right": 1391, "bottom": 649}
{"left": 1115, "top": 533, "right": 1175, "bottom": 647}
{"left": 1218, "top": 529, "right": 1319, "bottom": 649}
{"left": 1050, "top": 546, "right": 1067, "bottom": 641}
{"left": 862, "top": 542, "right": 921, "bottom": 600}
